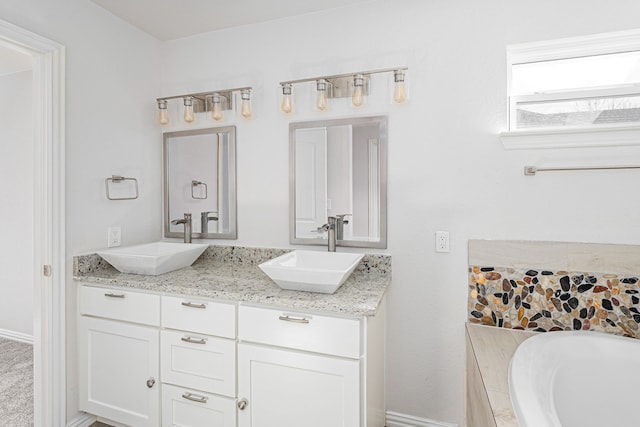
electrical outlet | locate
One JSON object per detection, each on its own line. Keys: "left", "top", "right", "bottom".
{"left": 435, "top": 231, "right": 450, "bottom": 253}
{"left": 108, "top": 227, "right": 121, "bottom": 248}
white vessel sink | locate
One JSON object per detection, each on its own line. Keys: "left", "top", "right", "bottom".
{"left": 259, "top": 250, "right": 364, "bottom": 294}
{"left": 97, "top": 242, "right": 209, "bottom": 275}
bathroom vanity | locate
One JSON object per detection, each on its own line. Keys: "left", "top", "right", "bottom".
{"left": 74, "top": 246, "right": 390, "bottom": 427}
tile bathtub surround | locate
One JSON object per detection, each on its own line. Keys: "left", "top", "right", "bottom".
{"left": 468, "top": 266, "right": 640, "bottom": 337}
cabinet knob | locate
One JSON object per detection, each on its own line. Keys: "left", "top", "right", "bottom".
{"left": 237, "top": 398, "right": 248, "bottom": 410}
{"left": 146, "top": 378, "right": 156, "bottom": 388}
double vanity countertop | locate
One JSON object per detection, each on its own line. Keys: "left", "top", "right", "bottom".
{"left": 73, "top": 245, "right": 391, "bottom": 317}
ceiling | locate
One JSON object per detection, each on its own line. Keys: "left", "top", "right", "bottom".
{"left": 90, "top": 0, "right": 373, "bottom": 41}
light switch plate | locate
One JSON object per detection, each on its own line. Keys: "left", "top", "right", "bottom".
{"left": 108, "top": 227, "right": 121, "bottom": 247}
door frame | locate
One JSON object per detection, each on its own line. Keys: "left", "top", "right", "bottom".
{"left": 0, "top": 19, "right": 66, "bottom": 427}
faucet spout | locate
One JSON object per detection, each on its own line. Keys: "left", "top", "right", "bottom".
{"left": 320, "top": 216, "right": 337, "bottom": 252}
{"left": 171, "top": 213, "right": 192, "bottom": 243}
{"left": 201, "top": 211, "right": 219, "bottom": 234}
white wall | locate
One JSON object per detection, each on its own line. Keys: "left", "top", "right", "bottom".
{"left": 0, "top": 70, "right": 33, "bottom": 338}
{"left": 162, "top": 1, "right": 640, "bottom": 424}
{"left": 0, "top": 0, "right": 163, "bottom": 422}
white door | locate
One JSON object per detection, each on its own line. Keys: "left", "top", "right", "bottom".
{"left": 294, "top": 127, "right": 327, "bottom": 238}
{"left": 79, "top": 316, "right": 159, "bottom": 427}
{"left": 237, "top": 343, "right": 360, "bottom": 427}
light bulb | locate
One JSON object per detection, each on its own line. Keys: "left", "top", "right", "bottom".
{"left": 394, "top": 70, "right": 406, "bottom": 103}
{"left": 240, "top": 89, "right": 252, "bottom": 118}
{"left": 316, "top": 79, "right": 328, "bottom": 111}
{"left": 281, "top": 84, "right": 293, "bottom": 114}
{"left": 183, "top": 97, "right": 195, "bottom": 123}
{"left": 158, "top": 100, "right": 169, "bottom": 125}
{"left": 352, "top": 74, "right": 364, "bottom": 107}
{"left": 211, "top": 93, "right": 223, "bottom": 121}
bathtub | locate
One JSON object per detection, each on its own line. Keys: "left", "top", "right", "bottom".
{"left": 509, "top": 331, "right": 640, "bottom": 427}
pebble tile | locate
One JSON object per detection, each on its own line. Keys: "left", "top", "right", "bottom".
{"left": 468, "top": 265, "right": 640, "bottom": 339}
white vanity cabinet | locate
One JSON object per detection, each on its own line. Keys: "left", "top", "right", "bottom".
{"left": 78, "top": 284, "right": 386, "bottom": 427}
{"left": 237, "top": 304, "right": 385, "bottom": 427}
{"left": 78, "top": 286, "right": 161, "bottom": 427}
{"left": 160, "top": 295, "right": 237, "bottom": 427}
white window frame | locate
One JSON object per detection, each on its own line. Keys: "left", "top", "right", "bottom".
{"left": 501, "top": 29, "right": 640, "bottom": 149}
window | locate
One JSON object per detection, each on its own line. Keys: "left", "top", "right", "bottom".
{"left": 503, "top": 29, "right": 640, "bottom": 149}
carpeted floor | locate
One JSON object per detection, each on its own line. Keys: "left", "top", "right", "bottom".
{"left": 0, "top": 337, "right": 33, "bottom": 426}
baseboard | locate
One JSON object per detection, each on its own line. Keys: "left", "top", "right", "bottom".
{"left": 66, "top": 412, "right": 95, "bottom": 427}
{"left": 0, "top": 328, "right": 33, "bottom": 344}
{"left": 386, "top": 411, "right": 459, "bottom": 427}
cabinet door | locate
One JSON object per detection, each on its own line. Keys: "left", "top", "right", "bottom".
{"left": 237, "top": 343, "right": 360, "bottom": 427}
{"left": 79, "top": 316, "right": 159, "bottom": 427}
{"left": 162, "top": 384, "right": 236, "bottom": 427}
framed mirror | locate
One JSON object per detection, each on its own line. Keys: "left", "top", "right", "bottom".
{"left": 164, "top": 126, "right": 237, "bottom": 239}
{"left": 290, "top": 115, "right": 387, "bottom": 249}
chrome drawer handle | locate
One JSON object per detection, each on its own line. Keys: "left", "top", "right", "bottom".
{"left": 181, "top": 336, "right": 207, "bottom": 345}
{"left": 278, "top": 315, "right": 310, "bottom": 324}
{"left": 146, "top": 378, "right": 155, "bottom": 388}
{"left": 104, "top": 293, "right": 125, "bottom": 298}
{"left": 181, "top": 301, "right": 207, "bottom": 309}
{"left": 182, "top": 392, "right": 208, "bottom": 403}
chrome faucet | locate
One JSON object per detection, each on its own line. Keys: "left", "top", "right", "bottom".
{"left": 201, "top": 211, "right": 219, "bottom": 234}
{"left": 171, "top": 213, "right": 192, "bottom": 243}
{"left": 334, "top": 214, "right": 351, "bottom": 241}
{"left": 320, "top": 216, "right": 338, "bottom": 252}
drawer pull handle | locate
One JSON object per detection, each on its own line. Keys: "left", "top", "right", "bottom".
{"left": 146, "top": 378, "right": 155, "bottom": 388}
{"left": 182, "top": 392, "right": 208, "bottom": 403}
{"left": 181, "top": 336, "right": 207, "bottom": 345}
{"left": 278, "top": 315, "right": 310, "bottom": 324}
{"left": 181, "top": 301, "right": 207, "bottom": 309}
{"left": 104, "top": 293, "right": 125, "bottom": 298}
{"left": 237, "top": 398, "right": 248, "bottom": 410}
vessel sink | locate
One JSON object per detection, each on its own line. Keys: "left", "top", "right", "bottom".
{"left": 259, "top": 250, "right": 364, "bottom": 294}
{"left": 97, "top": 242, "right": 209, "bottom": 275}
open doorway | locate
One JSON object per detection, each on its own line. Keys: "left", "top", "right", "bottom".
{"left": 0, "top": 19, "right": 65, "bottom": 427}
{"left": 0, "top": 42, "right": 35, "bottom": 424}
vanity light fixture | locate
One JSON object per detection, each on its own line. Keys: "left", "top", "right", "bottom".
{"left": 279, "top": 66, "right": 408, "bottom": 112}
{"left": 281, "top": 83, "right": 293, "bottom": 113}
{"left": 352, "top": 74, "right": 365, "bottom": 107}
{"left": 316, "top": 79, "right": 328, "bottom": 111}
{"left": 155, "top": 86, "right": 252, "bottom": 125}
{"left": 393, "top": 69, "right": 406, "bottom": 103}
{"left": 240, "top": 89, "right": 252, "bottom": 118}
{"left": 157, "top": 99, "right": 169, "bottom": 125}
{"left": 183, "top": 97, "right": 195, "bottom": 123}
{"left": 210, "top": 93, "right": 223, "bottom": 121}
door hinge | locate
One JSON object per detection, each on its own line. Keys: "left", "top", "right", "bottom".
{"left": 43, "top": 264, "right": 52, "bottom": 277}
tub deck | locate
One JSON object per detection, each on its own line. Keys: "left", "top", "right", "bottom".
{"left": 466, "top": 324, "right": 537, "bottom": 427}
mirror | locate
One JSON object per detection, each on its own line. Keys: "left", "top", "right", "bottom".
{"left": 290, "top": 115, "right": 387, "bottom": 249}
{"left": 164, "top": 126, "right": 237, "bottom": 239}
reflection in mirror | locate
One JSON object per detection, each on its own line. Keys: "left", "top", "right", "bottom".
{"left": 290, "top": 116, "right": 387, "bottom": 249}
{"left": 164, "top": 126, "right": 237, "bottom": 239}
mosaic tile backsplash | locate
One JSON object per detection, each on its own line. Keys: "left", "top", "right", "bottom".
{"left": 468, "top": 266, "right": 640, "bottom": 338}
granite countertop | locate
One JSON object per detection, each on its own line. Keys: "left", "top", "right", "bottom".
{"left": 73, "top": 246, "right": 391, "bottom": 317}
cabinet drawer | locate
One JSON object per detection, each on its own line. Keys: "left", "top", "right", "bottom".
{"left": 162, "top": 383, "right": 236, "bottom": 427}
{"left": 162, "top": 295, "right": 236, "bottom": 338}
{"left": 238, "top": 305, "right": 361, "bottom": 358}
{"left": 161, "top": 330, "right": 236, "bottom": 397}
{"left": 79, "top": 285, "right": 160, "bottom": 326}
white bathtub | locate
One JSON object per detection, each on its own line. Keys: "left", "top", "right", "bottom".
{"left": 509, "top": 331, "right": 640, "bottom": 427}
